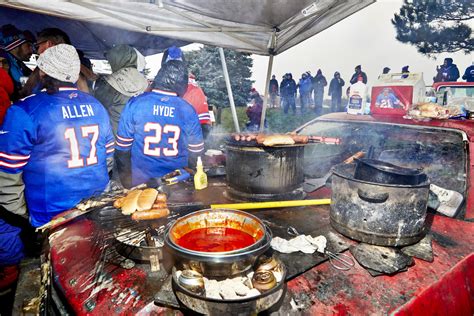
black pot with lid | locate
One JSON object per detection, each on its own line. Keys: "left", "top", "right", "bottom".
{"left": 354, "top": 158, "right": 427, "bottom": 186}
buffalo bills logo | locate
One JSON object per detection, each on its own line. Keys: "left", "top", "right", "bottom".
{"left": 69, "top": 93, "right": 78, "bottom": 99}
{"left": 161, "top": 97, "right": 169, "bottom": 102}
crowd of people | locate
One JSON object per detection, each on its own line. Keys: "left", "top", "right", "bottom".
{"left": 262, "top": 57, "right": 474, "bottom": 118}
{"left": 0, "top": 23, "right": 209, "bottom": 310}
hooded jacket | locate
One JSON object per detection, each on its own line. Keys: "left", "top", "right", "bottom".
{"left": 434, "top": 58, "right": 460, "bottom": 82}
{"left": 93, "top": 45, "right": 148, "bottom": 135}
{"left": 0, "top": 68, "right": 14, "bottom": 124}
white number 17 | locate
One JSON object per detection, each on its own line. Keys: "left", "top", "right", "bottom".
{"left": 64, "top": 125, "right": 99, "bottom": 168}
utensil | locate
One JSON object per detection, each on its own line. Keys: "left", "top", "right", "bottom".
{"left": 304, "top": 151, "right": 365, "bottom": 193}
{"left": 287, "top": 226, "right": 354, "bottom": 271}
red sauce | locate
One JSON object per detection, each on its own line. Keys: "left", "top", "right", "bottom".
{"left": 176, "top": 227, "right": 256, "bottom": 252}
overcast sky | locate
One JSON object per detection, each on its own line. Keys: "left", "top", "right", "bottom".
{"left": 251, "top": 0, "right": 473, "bottom": 92}
{"left": 147, "top": 0, "right": 473, "bottom": 92}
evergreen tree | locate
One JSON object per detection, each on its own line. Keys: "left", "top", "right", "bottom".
{"left": 184, "top": 46, "right": 254, "bottom": 108}
{"left": 392, "top": 0, "right": 473, "bottom": 56}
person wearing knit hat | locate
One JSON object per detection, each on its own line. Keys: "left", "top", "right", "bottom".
{"left": 0, "top": 42, "right": 115, "bottom": 230}
{"left": 37, "top": 44, "right": 80, "bottom": 84}
{"left": 0, "top": 24, "right": 34, "bottom": 101}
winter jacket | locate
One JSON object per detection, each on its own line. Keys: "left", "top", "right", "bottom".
{"left": 280, "top": 78, "right": 297, "bottom": 97}
{"left": 183, "top": 77, "right": 211, "bottom": 125}
{"left": 0, "top": 68, "right": 13, "bottom": 124}
{"left": 462, "top": 65, "right": 474, "bottom": 82}
{"left": 350, "top": 71, "right": 367, "bottom": 84}
{"left": 434, "top": 62, "right": 460, "bottom": 83}
{"left": 269, "top": 79, "right": 279, "bottom": 94}
{"left": 0, "top": 50, "right": 32, "bottom": 102}
{"left": 312, "top": 74, "right": 327, "bottom": 93}
{"left": 298, "top": 77, "right": 313, "bottom": 95}
{"left": 93, "top": 45, "right": 148, "bottom": 135}
{"left": 328, "top": 77, "right": 345, "bottom": 97}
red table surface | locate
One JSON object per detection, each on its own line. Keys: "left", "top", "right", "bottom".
{"left": 49, "top": 206, "right": 474, "bottom": 315}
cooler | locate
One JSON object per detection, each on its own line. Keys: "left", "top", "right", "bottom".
{"left": 370, "top": 73, "right": 426, "bottom": 116}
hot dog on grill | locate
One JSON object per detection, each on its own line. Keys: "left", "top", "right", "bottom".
{"left": 155, "top": 193, "right": 167, "bottom": 203}
{"left": 289, "top": 135, "right": 309, "bottom": 144}
{"left": 131, "top": 208, "right": 170, "bottom": 221}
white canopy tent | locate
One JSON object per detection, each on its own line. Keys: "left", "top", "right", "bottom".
{"left": 0, "top": 0, "right": 375, "bottom": 131}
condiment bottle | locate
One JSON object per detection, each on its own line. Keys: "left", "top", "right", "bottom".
{"left": 194, "top": 156, "right": 208, "bottom": 190}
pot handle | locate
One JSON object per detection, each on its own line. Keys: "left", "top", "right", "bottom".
{"left": 357, "top": 189, "right": 389, "bottom": 203}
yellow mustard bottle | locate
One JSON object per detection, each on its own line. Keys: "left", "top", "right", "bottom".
{"left": 194, "top": 156, "right": 208, "bottom": 190}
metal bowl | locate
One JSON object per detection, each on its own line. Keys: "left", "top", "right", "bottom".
{"left": 171, "top": 259, "right": 286, "bottom": 315}
{"left": 166, "top": 209, "right": 268, "bottom": 255}
{"left": 164, "top": 209, "right": 272, "bottom": 277}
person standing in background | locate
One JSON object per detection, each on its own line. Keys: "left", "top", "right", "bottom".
{"left": 401, "top": 65, "right": 410, "bottom": 79}
{"left": 298, "top": 72, "right": 313, "bottom": 113}
{"left": 280, "top": 73, "right": 297, "bottom": 114}
{"left": 183, "top": 73, "right": 212, "bottom": 139}
{"left": 462, "top": 62, "right": 474, "bottom": 82}
{"left": 328, "top": 71, "right": 345, "bottom": 112}
{"left": 246, "top": 91, "right": 263, "bottom": 131}
{"left": 312, "top": 69, "right": 327, "bottom": 115}
{"left": 378, "top": 67, "right": 390, "bottom": 79}
{"left": 433, "top": 58, "right": 460, "bottom": 82}
{"left": 350, "top": 65, "right": 367, "bottom": 84}
{"left": 268, "top": 74, "right": 279, "bottom": 108}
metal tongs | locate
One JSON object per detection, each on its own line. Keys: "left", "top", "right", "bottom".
{"left": 287, "top": 226, "right": 354, "bottom": 271}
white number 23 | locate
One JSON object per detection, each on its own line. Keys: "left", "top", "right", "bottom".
{"left": 144, "top": 123, "right": 181, "bottom": 157}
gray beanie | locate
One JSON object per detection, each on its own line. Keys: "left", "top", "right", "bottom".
{"left": 37, "top": 44, "right": 80, "bottom": 83}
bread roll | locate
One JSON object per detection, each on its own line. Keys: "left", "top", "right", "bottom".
{"left": 262, "top": 134, "right": 295, "bottom": 146}
{"left": 114, "top": 197, "right": 125, "bottom": 209}
{"left": 121, "top": 190, "right": 142, "bottom": 215}
{"left": 137, "top": 188, "right": 159, "bottom": 211}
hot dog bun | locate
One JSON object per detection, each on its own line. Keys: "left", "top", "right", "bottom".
{"left": 262, "top": 134, "right": 295, "bottom": 146}
{"left": 114, "top": 197, "right": 126, "bottom": 209}
{"left": 137, "top": 188, "right": 159, "bottom": 211}
{"left": 121, "top": 190, "right": 142, "bottom": 215}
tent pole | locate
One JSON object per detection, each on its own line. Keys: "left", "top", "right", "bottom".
{"left": 218, "top": 47, "right": 240, "bottom": 133}
{"left": 259, "top": 54, "right": 274, "bottom": 132}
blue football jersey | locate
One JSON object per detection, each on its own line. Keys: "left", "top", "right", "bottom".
{"left": 0, "top": 88, "right": 114, "bottom": 227}
{"left": 116, "top": 89, "right": 204, "bottom": 186}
